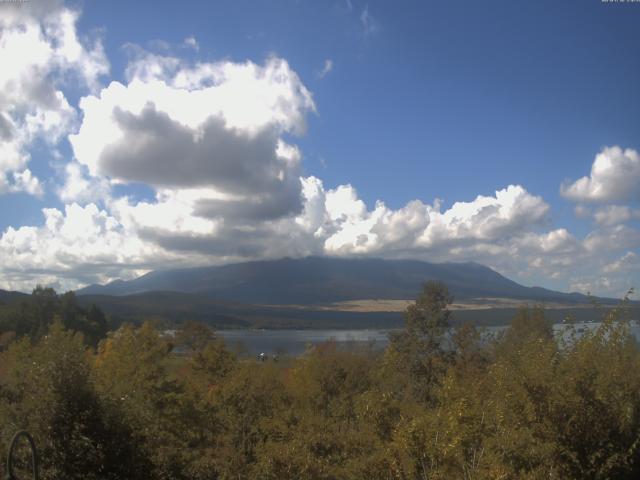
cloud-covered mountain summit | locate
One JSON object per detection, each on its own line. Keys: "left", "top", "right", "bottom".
{"left": 77, "top": 256, "right": 593, "bottom": 305}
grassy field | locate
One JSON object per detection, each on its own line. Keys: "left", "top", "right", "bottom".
{"left": 269, "top": 297, "right": 606, "bottom": 313}
{"left": 84, "top": 294, "right": 638, "bottom": 329}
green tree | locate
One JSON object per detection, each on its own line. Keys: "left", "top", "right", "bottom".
{"left": 255, "top": 343, "right": 387, "bottom": 479}
{"left": 176, "top": 320, "right": 217, "bottom": 353}
{"left": 93, "top": 322, "right": 185, "bottom": 479}
{"left": 0, "top": 288, "right": 110, "bottom": 346}
{"left": 499, "top": 305, "right": 553, "bottom": 351}
{"left": 177, "top": 329, "right": 237, "bottom": 479}
{"left": 384, "top": 281, "right": 453, "bottom": 404}
{"left": 546, "top": 312, "right": 640, "bottom": 479}
{"left": 0, "top": 321, "right": 148, "bottom": 480}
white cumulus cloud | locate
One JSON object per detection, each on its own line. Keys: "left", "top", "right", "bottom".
{"left": 0, "top": 203, "right": 157, "bottom": 291}
{"left": 593, "top": 205, "right": 640, "bottom": 227}
{"left": 69, "top": 53, "right": 315, "bottom": 221}
{"left": 0, "top": 1, "right": 108, "bottom": 195}
{"left": 561, "top": 146, "right": 640, "bottom": 203}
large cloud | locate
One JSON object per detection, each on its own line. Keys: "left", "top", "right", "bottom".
{"left": 593, "top": 205, "right": 640, "bottom": 227}
{"left": 320, "top": 184, "right": 550, "bottom": 256}
{"left": 69, "top": 54, "right": 314, "bottom": 221}
{"left": 418, "top": 185, "right": 549, "bottom": 247}
{"left": 0, "top": 177, "right": 328, "bottom": 290}
{"left": 583, "top": 224, "right": 640, "bottom": 254}
{"left": 1, "top": 165, "right": 637, "bottom": 296}
{"left": 0, "top": 177, "right": 556, "bottom": 291}
{"left": 561, "top": 146, "right": 640, "bottom": 203}
{"left": 0, "top": 203, "right": 155, "bottom": 291}
{"left": 0, "top": 1, "right": 108, "bottom": 194}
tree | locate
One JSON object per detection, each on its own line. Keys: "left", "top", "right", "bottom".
{"left": 254, "top": 343, "right": 387, "bottom": 479}
{"left": 404, "top": 281, "right": 453, "bottom": 344}
{"left": 0, "top": 320, "right": 148, "bottom": 480}
{"left": 384, "top": 281, "right": 453, "bottom": 404}
{"left": 175, "top": 320, "right": 217, "bottom": 353}
{"left": 0, "top": 288, "right": 110, "bottom": 346}
{"left": 93, "top": 322, "right": 184, "bottom": 479}
{"left": 499, "top": 305, "right": 553, "bottom": 352}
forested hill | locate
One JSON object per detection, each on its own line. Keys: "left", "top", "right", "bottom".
{"left": 0, "top": 289, "right": 28, "bottom": 303}
{"left": 77, "top": 256, "right": 595, "bottom": 305}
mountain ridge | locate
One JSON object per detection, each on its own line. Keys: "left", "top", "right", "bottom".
{"left": 76, "top": 256, "right": 596, "bottom": 305}
{"left": 0, "top": 289, "right": 28, "bottom": 303}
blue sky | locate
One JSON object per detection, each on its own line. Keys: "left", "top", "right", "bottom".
{"left": 0, "top": 0, "right": 639, "bottom": 296}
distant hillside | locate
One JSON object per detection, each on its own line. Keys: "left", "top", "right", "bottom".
{"left": 0, "top": 289, "right": 28, "bottom": 304}
{"left": 76, "top": 291, "right": 405, "bottom": 329}
{"left": 77, "top": 256, "right": 595, "bottom": 305}
{"left": 76, "top": 290, "right": 632, "bottom": 330}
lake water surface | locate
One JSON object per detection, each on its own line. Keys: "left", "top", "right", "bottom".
{"left": 218, "top": 321, "right": 640, "bottom": 356}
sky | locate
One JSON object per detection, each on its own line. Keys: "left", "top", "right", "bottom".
{"left": 0, "top": 0, "right": 639, "bottom": 297}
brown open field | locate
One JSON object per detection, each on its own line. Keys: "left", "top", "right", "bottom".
{"left": 262, "top": 298, "right": 598, "bottom": 313}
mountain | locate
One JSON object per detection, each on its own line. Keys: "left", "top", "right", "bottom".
{"left": 77, "top": 256, "right": 593, "bottom": 305}
{"left": 0, "top": 289, "right": 28, "bottom": 304}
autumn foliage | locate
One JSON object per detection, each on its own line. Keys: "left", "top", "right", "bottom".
{"left": 1, "top": 283, "right": 640, "bottom": 479}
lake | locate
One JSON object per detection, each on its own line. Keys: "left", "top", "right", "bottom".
{"left": 218, "top": 321, "right": 640, "bottom": 356}
{"left": 218, "top": 328, "right": 391, "bottom": 356}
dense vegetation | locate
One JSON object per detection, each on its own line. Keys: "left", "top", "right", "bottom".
{"left": 0, "top": 286, "right": 109, "bottom": 348}
{"left": 1, "top": 283, "right": 639, "bottom": 479}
